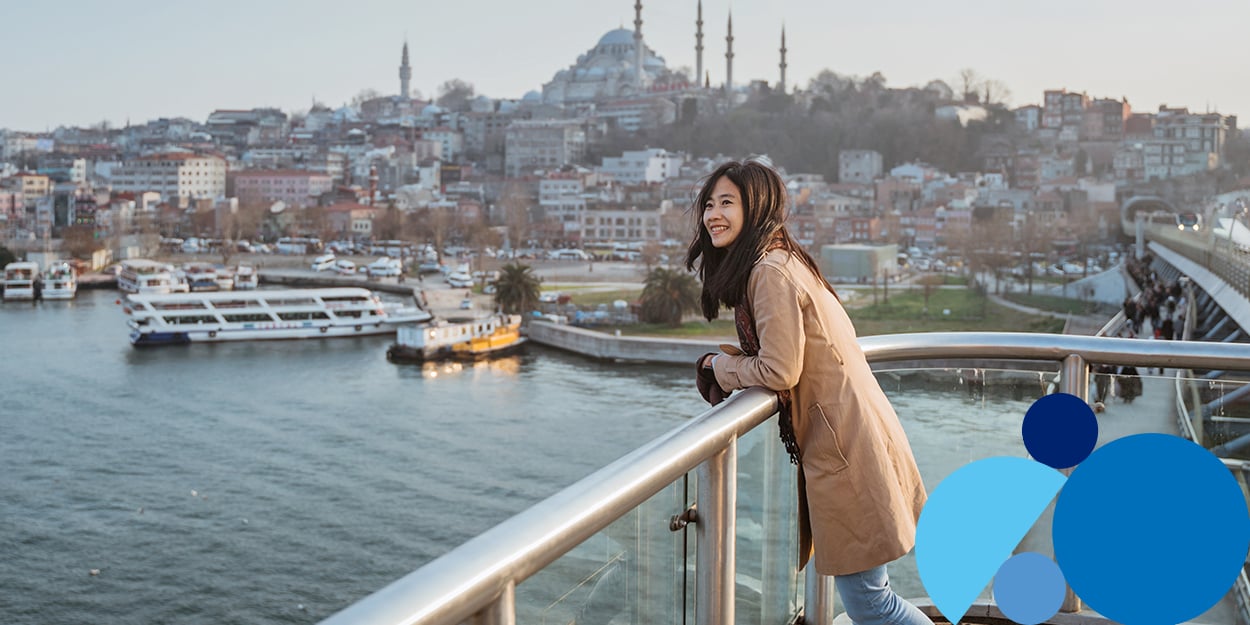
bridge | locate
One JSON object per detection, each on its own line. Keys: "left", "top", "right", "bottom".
{"left": 313, "top": 205, "right": 1250, "bottom": 625}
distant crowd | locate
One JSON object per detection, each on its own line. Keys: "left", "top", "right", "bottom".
{"left": 1122, "top": 251, "right": 1188, "bottom": 342}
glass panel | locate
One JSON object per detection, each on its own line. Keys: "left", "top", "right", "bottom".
{"left": 518, "top": 479, "right": 686, "bottom": 625}
{"left": 734, "top": 418, "right": 801, "bottom": 625}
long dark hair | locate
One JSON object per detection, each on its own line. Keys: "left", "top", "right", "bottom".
{"left": 684, "top": 160, "right": 836, "bottom": 320}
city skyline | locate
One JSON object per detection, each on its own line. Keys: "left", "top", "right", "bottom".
{"left": 3, "top": 0, "right": 1248, "bottom": 132}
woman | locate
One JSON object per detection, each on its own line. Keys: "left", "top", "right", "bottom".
{"left": 686, "top": 160, "right": 929, "bottom": 625}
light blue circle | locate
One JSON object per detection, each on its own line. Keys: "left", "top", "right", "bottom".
{"left": 993, "top": 552, "right": 1065, "bottom": 625}
{"left": 1054, "top": 433, "right": 1250, "bottom": 625}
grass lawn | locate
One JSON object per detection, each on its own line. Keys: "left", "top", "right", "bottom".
{"left": 1002, "top": 292, "right": 1114, "bottom": 316}
{"left": 587, "top": 287, "right": 1064, "bottom": 338}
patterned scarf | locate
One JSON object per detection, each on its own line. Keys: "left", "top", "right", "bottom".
{"left": 735, "top": 301, "right": 801, "bottom": 465}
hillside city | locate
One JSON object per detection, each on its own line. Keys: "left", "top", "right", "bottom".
{"left": 2, "top": 20, "right": 1247, "bottom": 280}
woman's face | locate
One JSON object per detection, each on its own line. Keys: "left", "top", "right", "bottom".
{"left": 703, "top": 176, "right": 744, "bottom": 248}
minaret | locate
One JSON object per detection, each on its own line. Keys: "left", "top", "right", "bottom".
{"left": 779, "top": 26, "right": 788, "bottom": 95}
{"left": 695, "top": 0, "right": 704, "bottom": 88}
{"left": 399, "top": 41, "right": 412, "bottom": 99}
{"left": 634, "top": 1, "right": 645, "bottom": 90}
{"left": 725, "top": 12, "right": 734, "bottom": 95}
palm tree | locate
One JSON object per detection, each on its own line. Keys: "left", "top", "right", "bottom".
{"left": 493, "top": 262, "right": 542, "bottom": 314}
{"left": 639, "top": 267, "right": 701, "bottom": 327}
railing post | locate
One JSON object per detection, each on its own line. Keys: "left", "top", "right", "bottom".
{"left": 1057, "top": 354, "right": 1087, "bottom": 614}
{"left": 697, "top": 437, "right": 737, "bottom": 625}
{"left": 470, "top": 581, "right": 515, "bottom": 625}
{"left": 804, "top": 565, "right": 836, "bottom": 625}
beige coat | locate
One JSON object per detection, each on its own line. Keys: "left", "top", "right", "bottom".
{"left": 710, "top": 249, "right": 927, "bottom": 576}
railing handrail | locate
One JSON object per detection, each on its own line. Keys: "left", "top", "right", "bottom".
{"left": 320, "top": 387, "right": 780, "bottom": 625}
{"left": 319, "top": 333, "right": 1250, "bottom": 625}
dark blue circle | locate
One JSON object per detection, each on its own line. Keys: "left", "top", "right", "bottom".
{"left": 1022, "top": 393, "right": 1098, "bottom": 469}
{"left": 1054, "top": 433, "right": 1250, "bottom": 625}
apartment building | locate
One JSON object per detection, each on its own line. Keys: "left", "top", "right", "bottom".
{"left": 504, "top": 120, "right": 587, "bottom": 177}
{"left": 838, "top": 150, "right": 883, "bottom": 184}
{"left": 111, "top": 153, "right": 227, "bottom": 202}
{"left": 231, "top": 169, "right": 334, "bottom": 209}
{"left": 600, "top": 148, "right": 684, "bottom": 185}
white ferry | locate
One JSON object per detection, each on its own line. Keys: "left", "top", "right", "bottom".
{"left": 41, "top": 262, "right": 77, "bottom": 300}
{"left": 117, "top": 259, "right": 180, "bottom": 294}
{"left": 3, "top": 261, "right": 40, "bottom": 301}
{"left": 233, "top": 265, "right": 258, "bottom": 290}
{"left": 387, "top": 313, "right": 526, "bottom": 362}
{"left": 182, "top": 263, "right": 220, "bottom": 292}
{"left": 123, "top": 287, "right": 432, "bottom": 347}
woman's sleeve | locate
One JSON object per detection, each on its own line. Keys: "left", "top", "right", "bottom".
{"left": 712, "top": 264, "right": 806, "bottom": 392}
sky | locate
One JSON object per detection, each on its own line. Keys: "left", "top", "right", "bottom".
{"left": 3, "top": 0, "right": 1248, "bottom": 132}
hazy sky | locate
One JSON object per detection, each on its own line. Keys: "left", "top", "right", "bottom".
{"left": 4, "top": 0, "right": 1247, "bottom": 132}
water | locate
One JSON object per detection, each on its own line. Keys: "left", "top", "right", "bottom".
{"left": 0, "top": 290, "right": 1035, "bottom": 624}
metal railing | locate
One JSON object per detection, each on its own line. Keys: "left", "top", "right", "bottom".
{"left": 319, "top": 332, "right": 1250, "bottom": 625}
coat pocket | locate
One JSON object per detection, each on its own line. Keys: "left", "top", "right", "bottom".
{"left": 809, "top": 402, "right": 850, "bottom": 475}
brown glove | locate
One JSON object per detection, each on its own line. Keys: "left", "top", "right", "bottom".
{"left": 695, "top": 353, "right": 728, "bottom": 405}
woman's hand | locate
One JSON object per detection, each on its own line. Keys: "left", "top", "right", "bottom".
{"left": 695, "top": 352, "right": 728, "bottom": 405}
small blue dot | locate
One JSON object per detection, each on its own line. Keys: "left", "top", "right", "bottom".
{"left": 993, "top": 552, "right": 1065, "bottom": 625}
{"left": 1022, "top": 393, "right": 1098, "bottom": 469}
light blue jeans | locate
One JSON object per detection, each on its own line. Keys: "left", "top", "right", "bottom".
{"left": 834, "top": 564, "right": 931, "bottom": 625}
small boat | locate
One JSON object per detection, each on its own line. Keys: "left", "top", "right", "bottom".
{"left": 233, "top": 265, "right": 258, "bottom": 290}
{"left": 3, "top": 261, "right": 40, "bottom": 300}
{"left": 214, "top": 267, "right": 236, "bottom": 291}
{"left": 387, "top": 313, "right": 526, "bottom": 362}
{"left": 123, "top": 287, "right": 432, "bottom": 347}
{"left": 41, "top": 262, "right": 78, "bottom": 300}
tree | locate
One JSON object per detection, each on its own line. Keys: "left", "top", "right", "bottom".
{"left": 493, "top": 263, "right": 541, "bottom": 314}
{"left": 638, "top": 267, "right": 701, "bottom": 327}
{"left": 351, "top": 88, "right": 381, "bottom": 108}
{"left": 61, "top": 225, "right": 99, "bottom": 260}
{"left": 436, "top": 79, "right": 476, "bottom": 112}
{"left": 0, "top": 245, "right": 17, "bottom": 268}
{"left": 956, "top": 68, "right": 982, "bottom": 103}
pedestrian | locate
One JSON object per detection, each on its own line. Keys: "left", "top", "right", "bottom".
{"left": 686, "top": 159, "right": 929, "bottom": 625}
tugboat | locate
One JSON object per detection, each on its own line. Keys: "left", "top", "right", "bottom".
{"left": 387, "top": 313, "right": 526, "bottom": 362}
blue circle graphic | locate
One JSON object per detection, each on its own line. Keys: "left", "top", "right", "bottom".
{"left": 993, "top": 552, "right": 1065, "bottom": 625}
{"left": 1053, "top": 433, "right": 1250, "bottom": 625}
{"left": 1022, "top": 393, "right": 1098, "bottom": 469}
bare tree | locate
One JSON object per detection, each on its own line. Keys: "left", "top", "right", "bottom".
{"left": 498, "top": 181, "right": 532, "bottom": 252}
{"left": 435, "top": 79, "right": 476, "bottom": 112}
{"left": 350, "top": 88, "right": 382, "bottom": 108}
{"left": 956, "top": 68, "right": 982, "bottom": 103}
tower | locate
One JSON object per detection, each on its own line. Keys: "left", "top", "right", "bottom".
{"left": 695, "top": 0, "right": 704, "bottom": 88}
{"left": 399, "top": 41, "right": 412, "bottom": 99}
{"left": 779, "top": 26, "right": 788, "bottom": 95}
{"left": 725, "top": 12, "right": 734, "bottom": 95}
{"left": 634, "top": 0, "right": 645, "bottom": 89}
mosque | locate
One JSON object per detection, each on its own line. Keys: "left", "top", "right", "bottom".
{"left": 537, "top": 1, "right": 791, "bottom": 108}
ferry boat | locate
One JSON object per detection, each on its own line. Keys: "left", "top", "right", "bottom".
{"left": 182, "top": 263, "right": 220, "bottom": 292}
{"left": 387, "top": 313, "right": 526, "bottom": 362}
{"left": 233, "top": 265, "right": 258, "bottom": 290}
{"left": 117, "top": 259, "right": 180, "bottom": 294}
{"left": 2, "top": 261, "right": 40, "bottom": 301}
{"left": 41, "top": 262, "right": 77, "bottom": 300}
{"left": 123, "top": 287, "right": 432, "bottom": 346}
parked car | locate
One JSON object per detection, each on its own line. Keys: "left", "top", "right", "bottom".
{"left": 311, "top": 253, "right": 336, "bottom": 271}
{"left": 366, "top": 257, "right": 402, "bottom": 277}
{"left": 333, "top": 259, "right": 356, "bottom": 275}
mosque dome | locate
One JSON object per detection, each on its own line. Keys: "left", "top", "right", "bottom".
{"left": 422, "top": 103, "right": 445, "bottom": 116}
{"left": 597, "top": 28, "right": 635, "bottom": 47}
{"left": 522, "top": 90, "right": 542, "bottom": 102}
